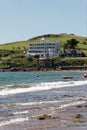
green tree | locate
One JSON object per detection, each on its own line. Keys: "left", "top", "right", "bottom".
{"left": 67, "top": 38, "right": 79, "bottom": 50}
{"left": 23, "top": 46, "right": 26, "bottom": 50}
{"left": 12, "top": 47, "right": 15, "bottom": 50}
{"left": 63, "top": 38, "right": 79, "bottom": 53}
{"left": 18, "top": 47, "right": 20, "bottom": 50}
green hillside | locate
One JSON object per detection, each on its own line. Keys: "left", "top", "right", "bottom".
{"left": 0, "top": 33, "right": 87, "bottom": 55}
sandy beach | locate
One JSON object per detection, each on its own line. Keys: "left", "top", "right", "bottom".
{"left": 0, "top": 100, "right": 87, "bottom": 130}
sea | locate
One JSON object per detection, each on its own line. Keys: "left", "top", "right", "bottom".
{"left": 0, "top": 71, "right": 87, "bottom": 128}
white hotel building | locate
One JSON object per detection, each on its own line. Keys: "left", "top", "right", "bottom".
{"left": 27, "top": 38, "right": 61, "bottom": 57}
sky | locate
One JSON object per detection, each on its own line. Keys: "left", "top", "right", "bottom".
{"left": 0, "top": 0, "right": 87, "bottom": 44}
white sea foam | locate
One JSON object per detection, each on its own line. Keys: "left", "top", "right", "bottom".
{"left": 17, "top": 100, "right": 59, "bottom": 106}
{"left": 0, "top": 100, "right": 86, "bottom": 127}
{"left": 59, "top": 100, "right": 86, "bottom": 109}
{"left": 13, "top": 99, "right": 86, "bottom": 109}
{"left": 13, "top": 110, "right": 29, "bottom": 115}
{"left": 0, "top": 80, "right": 87, "bottom": 96}
{"left": 0, "top": 117, "right": 29, "bottom": 127}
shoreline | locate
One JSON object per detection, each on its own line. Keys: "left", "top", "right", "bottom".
{"left": 0, "top": 100, "right": 87, "bottom": 130}
{"left": 0, "top": 68, "right": 87, "bottom": 130}
{"left": 0, "top": 67, "right": 87, "bottom": 72}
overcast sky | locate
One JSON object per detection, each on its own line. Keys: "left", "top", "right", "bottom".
{"left": 0, "top": 0, "right": 87, "bottom": 44}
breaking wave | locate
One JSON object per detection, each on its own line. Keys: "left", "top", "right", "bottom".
{"left": 0, "top": 80, "right": 87, "bottom": 96}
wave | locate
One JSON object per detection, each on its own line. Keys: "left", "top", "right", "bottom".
{"left": 0, "top": 100, "right": 86, "bottom": 127}
{"left": 13, "top": 99, "right": 86, "bottom": 108}
{"left": 0, "top": 80, "right": 87, "bottom": 96}
{"left": 0, "top": 117, "right": 29, "bottom": 127}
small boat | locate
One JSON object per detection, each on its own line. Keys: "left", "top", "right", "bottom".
{"left": 63, "top": 76, "right": 73, "bottom": 79}
{"left": 82, "top": 73, "right": 87, "bottom": 78}
{"left": 36, "top": 74, "right": 40, "bottom": 77}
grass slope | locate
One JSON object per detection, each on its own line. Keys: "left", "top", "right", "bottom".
{"left": 0, "top": 33, "right": 87, "bottom": 55}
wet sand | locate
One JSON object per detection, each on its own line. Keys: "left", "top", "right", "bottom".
{"left": 0, "top": 101, "right": 87, "bottom": 130}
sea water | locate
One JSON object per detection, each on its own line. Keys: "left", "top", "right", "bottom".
{"left": 0, "top": 71, "right": 87, "bottom": 127}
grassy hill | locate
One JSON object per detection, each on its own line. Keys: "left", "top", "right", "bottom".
{"left": 0, "top": 33, "right": 87, "bottom": 71}
{"left": 0, "top": 33, "right": 87, "bottom": 55}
